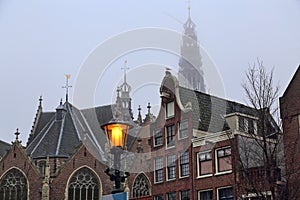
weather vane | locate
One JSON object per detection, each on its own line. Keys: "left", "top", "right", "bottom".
{"left": 62, "top": 74, "right": 72, "bottom": 102}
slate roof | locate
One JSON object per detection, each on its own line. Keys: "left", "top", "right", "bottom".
{"left": 26, "top": 102, "right": 115, "bottom": 160}
{"left": 178, "top": 86, "right": 257, "bottom": 132}
{"left": 0, "top": 140, "right": 10, "bottom": 158}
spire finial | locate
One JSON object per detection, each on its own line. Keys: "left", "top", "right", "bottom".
{"left": 62, "top": 74, "right": 72, "bottom": 102}
{"left": 147, "top": 102, "right": 151, "bottom": 114}
{"left": 186, "top": 0, "right": 191, "bottom": 17}
{"left": 39, "top": 96, "right": 43, "bottom": 107}
{"left": 15, "top": 128, "right": 20, "bottom": 141}
{"left": 121, "top": 60, "right": 129, "bottom": 83}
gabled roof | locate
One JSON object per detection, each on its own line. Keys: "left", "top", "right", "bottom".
{"left": 0, "top": 140, "right": 10, "bottom": 158}
{"left": 281, "top": 65, "right": 300, "bottom": 98}
{"left": 26, "top": 102, "right": 114, "bottom": 160}
{"left": 179, "top": 86, "right": 257, "bottom": 132}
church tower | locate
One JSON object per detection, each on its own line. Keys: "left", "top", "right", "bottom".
{"left": 115, "top": 61, "right": 134, "bottom": 121}
{"left": 178, "top": 4, "right": 206, "bottom": 92}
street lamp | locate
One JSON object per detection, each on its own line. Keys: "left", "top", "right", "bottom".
{"left": 101, "top": 118, "right": 133, "bottom": 194}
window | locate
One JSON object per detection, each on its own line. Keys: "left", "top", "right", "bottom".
{"left": 248, "top": 119, "right": 254, "bottom": 134}
{"left": 155, "top": 157, "right": 163, "bottom": 183}
{"left": 68, "top": 167, "right": 100, "bottom": 200}
{"left": 239, "top": 117, "right": 246, "bottom": 132}
{"left": 166, "top": 125, "right": 175, "bottom": 148}
{"left": 133, "top": 173, "right": 150, "bottom": 198}
{"left": 179, "top": 121, "right": 189, "bottom": 139}
{"left": 198, "top": 151, "right": 212, "bottom": 176}
{"left": 180, "top": 190, "right": 190, "bottom": 200}
{"left": 216, "top": 147, "right": 232, "bottom": 173}
{"left": 167, "top": 191, "right": 176, "bottom": 200}
{"left": 179, "top": 151, "right": 190, "bottom": 177}
{"left": 0, "top": 168, "right": 28, "bottom": 200}
{"left": 38, "top": 160, "right": 46, "bottom": 175}
{"left": 154, "top": 129, "right": 163, "bottom": 146}
{"left": 199, "top": 190, "right": 213, "bottom": 200}
{"left": 167, "top": 154, "right": 176, "bottom": 180}
{"left": 154, "top": 194, "right": 164, "bottom": 200}
{"left": 166, "top": 101, "right": 174, "bottom": 118}
{"left": 218, "top": 187, "right": 233, "bottom": 200}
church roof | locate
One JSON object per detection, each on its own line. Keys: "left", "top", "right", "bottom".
{"left": 26, "top": 102, "right": 114, "bottom": 160}
{"left": 0, "top": 140, "right": 10, "bottom": 158}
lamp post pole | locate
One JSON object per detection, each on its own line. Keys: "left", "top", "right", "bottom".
{"left": 101, "top": 119, "right": 132, "bottom": 194}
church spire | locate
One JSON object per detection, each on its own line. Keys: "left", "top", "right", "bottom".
{"left": 114, "top": 61, "right": 133, "bottom": 121}
{"left": 178, "top": 0, "right": 206, "bottom": 92}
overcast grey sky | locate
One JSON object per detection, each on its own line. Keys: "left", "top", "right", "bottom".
{"left": 0, "top": 0, "right": 300, "bottom": 143}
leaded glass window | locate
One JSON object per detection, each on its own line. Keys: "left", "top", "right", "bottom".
{"left": 0, "top": 168, "right": 28, "bottom": 200}
{"left": 68, "top": 167, "right": 100, "bottom": 200}
{"left": 132, "top": 173, "right": 150, "bottom": 197}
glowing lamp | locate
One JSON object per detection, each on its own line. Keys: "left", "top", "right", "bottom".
{"left": 101, "top": 119, "right": 133, "bottom": 148}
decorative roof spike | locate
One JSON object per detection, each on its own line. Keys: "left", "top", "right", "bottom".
{"left": 15, "top": 128, "right": 20, "bottom": 142}
{"left": 39, "top": 96, "right": 43, "bottom": 108}
{"left": 147, "top": 102, "right": 151, "bottom": 115}
{"left": 62, "top": 74, "right": 72, "bottom": 102}
{"left": 137, "top": 105, "right": 142, "bottom": 125}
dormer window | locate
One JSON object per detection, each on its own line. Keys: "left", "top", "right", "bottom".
{"left": 166, "top": 101, "right": 174, "bottom": 118}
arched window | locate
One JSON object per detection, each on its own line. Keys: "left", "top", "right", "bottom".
{"left": 132, "top": 173, "right": 150, "bottom": 198}
{"left": 0, "top": 168, "right": 28, "bottom": 200}
{"left": 68, "top": 167, "right": 100, "bottom": 200}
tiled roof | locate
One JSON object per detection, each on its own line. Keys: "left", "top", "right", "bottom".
{"left": 26, "top": 102, "right": 114, "bottom": 160}
{"left": 0, "top": 140, "right": 10, "bottom": 158}
{"left": 178, "top": 86, "right": 257, "bottom": 132}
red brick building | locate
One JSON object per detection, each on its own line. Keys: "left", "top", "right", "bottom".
{"left": 280, "top": 65, "right": 300, "bottom": 200}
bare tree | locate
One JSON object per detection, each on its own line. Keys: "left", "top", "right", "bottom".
{"left": 236, "top": 59, "right": 284, "bottom": 200}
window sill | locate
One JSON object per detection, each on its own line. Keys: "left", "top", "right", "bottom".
{"left": 178, "top": 136, "right": 188, "bottom": 140}
{"left": 165, "top": 146, "right": 175, "bottom": 150}
{"left": 153, "top": 144, "right": 163, "bottom": 148}
{"left": 197, "top": 174, "right": 213, "bottom": 179}
{"left": 179, "top": 175, "right": 189, "bottom": 179}
{"left": 215, "top": 170, "right": 232, "bottom": 176}
{"left": 154, "top": 181, "right": 164, "bottom": 184}
{"left": 166, "top": 178, "right": 176, "bottom": 182}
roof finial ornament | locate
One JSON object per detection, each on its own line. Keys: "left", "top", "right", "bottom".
{"left": 147, "top": 102, "right": 151, "bottom": 115}
{"left": 15, "top": 128, "right": 20, "bottom": 142}
{"left": 62, "top": 74, "right": 72, "bottom": 102}
{"left": 121, "top": 60, "right": 129, "bottom": 83}
{"left": 187, "top": 0, "right": 191, "bottom": 17}
{"left": 39, "top": 96, "right": 43, "bottom": 107}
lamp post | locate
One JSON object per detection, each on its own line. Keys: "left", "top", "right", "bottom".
{"left": 101, "top": 118, "right": 133, "bottom": 194}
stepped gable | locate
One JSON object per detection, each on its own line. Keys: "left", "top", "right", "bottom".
{"left": 26, "top": 101, "right": 114, "bottom": 160}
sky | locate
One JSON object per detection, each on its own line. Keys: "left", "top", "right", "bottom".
{"left": 0, "top": 0, "right": 300, "bottom": 143}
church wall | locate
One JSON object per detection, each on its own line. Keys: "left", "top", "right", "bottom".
{"left": 0, "top": 143, "right": 42, "bottom": 199}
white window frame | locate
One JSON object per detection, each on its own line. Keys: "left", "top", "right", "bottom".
{"left": 154, "top": 157, "right": 164, "bottom": 183}
{"left": 217, "top": 186, "right": 233, "bottom": 200}
{"left": 165, "top": 124, "right": 175, "bottom": 149}
{"left": 197, "top": 151, "right": 213, "bottom": 178}
{"left": 166, "top": 101, "right": 175, "bottom": 118}
{"left": 166, "top": 154, "right": 176, "bottom": 181}
{"left": 198, "top": 189, "right": 213, "bottom": 200}
{"left": 153, "top": 128, "right": 163, "bottom": 147}
{"left": 179, "top": 151, "right": 190, "bottom": 178}
{"left": 215, "top": 146, "right": 232, "bottom": 175}
{"left": 178, "top": 120, "right": 189, "bottom": 140}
